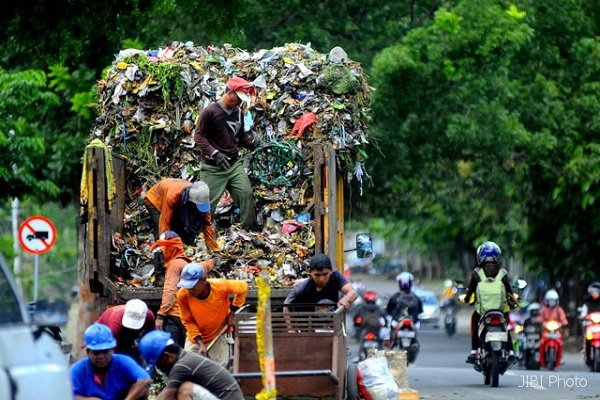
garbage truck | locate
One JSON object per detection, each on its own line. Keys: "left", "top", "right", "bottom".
{"left": 79, "top": 142, "right": 365, "bottom": 308}
{"left": 77, "top": 42, "right": 371, "bottom": 321}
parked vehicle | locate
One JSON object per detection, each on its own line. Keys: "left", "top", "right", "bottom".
{"left": 539, "top": 320, "right": 563, "bottom": 370}
{"left": 583, "top": 312, "right": 600, "bottom": 372}
{"left": 0, "top": 252, "right": 72, "bottom": 399}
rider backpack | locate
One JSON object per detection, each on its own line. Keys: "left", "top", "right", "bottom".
{"left": 475, "top": 268, "right": 507, "bottom": 314}
{"left": 359, "top": 308, "right": 381, "bottom": 332}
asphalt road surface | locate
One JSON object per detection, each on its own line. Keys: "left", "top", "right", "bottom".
{"left": 347, "top": 273, "right": 599, "bottom": 400}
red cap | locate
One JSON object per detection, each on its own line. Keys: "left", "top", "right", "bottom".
{"left": 226, "top": 77, "right": 256, "bottom": 103}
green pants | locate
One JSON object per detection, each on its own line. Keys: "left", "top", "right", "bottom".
{"left": 200, "top": 160, "right": 259, "bottom": 231}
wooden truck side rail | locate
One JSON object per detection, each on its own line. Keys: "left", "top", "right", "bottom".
{"left": 80, "top": 143, "right": 343, "bottom": 308}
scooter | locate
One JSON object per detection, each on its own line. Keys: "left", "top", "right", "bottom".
{"left": 583, "top": 312, "right": 600, "bottom": 372}
{"left": 442, "top": 298, "right": 457, "bottom": 337}
{"left": 390, "top": 312, "right": 419, "bottom": 364}
{"left": 521, "top": 318, "right": 542, "bottom": 370}
{"left": 358, "top": 329, "right": 382, "bottom": 361}
{"left": 539, "top": 320, "right": 563, "bottom": 370}
{"left": 473, "top": 310, "right": 513, "bottom": 387}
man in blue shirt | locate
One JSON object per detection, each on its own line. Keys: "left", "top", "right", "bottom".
{"left": 70, "top": 323, "right": 151, "bottom": 400}
{"left": 284, "top": 253, "right": 358, "bottom": 312}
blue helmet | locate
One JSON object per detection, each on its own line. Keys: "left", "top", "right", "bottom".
{"left": 84, "top": 323, "right": 116, "bottom": 350}
{"left": 139, "top": 330, "right": 173, "bottom": 371}
{"left": 476, "top": 241, "right": 502, "bottom": 266}
{"left": 396, "top": 272, "right": 414, "bottom": 291}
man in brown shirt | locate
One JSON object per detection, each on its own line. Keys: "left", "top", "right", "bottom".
{"left": 194, "top": 76, "right": 260, "bottom": 231}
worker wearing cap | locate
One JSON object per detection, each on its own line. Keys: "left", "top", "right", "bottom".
{"left": 70, "top": 323, "right": 151, "bottom": 400}
{"left": 96, "top": 299, "right": 156, "bottom": 363}
{"left": 177, "top": 262, "right": 248, "bottom": 364}
{"left": 193, "top": 76, "right": 260, "bottom": 232}
{"left": 143, "top": 178, "right": 220, "bottom": 249}
{"left": 149, "top": 231, "right": 217, "bottom": 347}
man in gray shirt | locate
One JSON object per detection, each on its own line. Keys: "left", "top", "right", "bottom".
{"left": 139, "top": 331, "right": 243, "bottom": 400}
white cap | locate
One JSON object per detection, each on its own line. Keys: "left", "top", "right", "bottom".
{"left": 122, "top": 299, "right": 148, "bottom": 330}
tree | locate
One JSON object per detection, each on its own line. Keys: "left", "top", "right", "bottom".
{"left": 367, "top": 0, "right": 600, "bottom": 288}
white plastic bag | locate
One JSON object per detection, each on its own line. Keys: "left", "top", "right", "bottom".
{"left": 357, "top": 355, "right": 400, "bottom": 400}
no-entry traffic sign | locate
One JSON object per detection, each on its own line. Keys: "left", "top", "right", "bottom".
{"left": 18, "top": 216, "right": 57, "bottom": 255}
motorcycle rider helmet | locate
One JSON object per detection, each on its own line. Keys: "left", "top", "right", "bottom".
{"left": 139, "top": 330, "right": 174, "bottom": 372}
{"left": 476, "top": 241, "right": 502, "bottom": 266}
{"left": 84, "top": 323, "right": 117, "bottom": 351}
{"left": 396, "top": 272, "right": 414, "bottom": 291}
{"left": 544, "top": 289, "right": 559, "bottom": 308}
{"left": 528, "top": 302, "right": 541, "bottom": 317}
{"left": 588, "top": 282, "right": 600, "bottom": 299}
{"left": 364, "top": 290, "right": 378, "bottom": 304}
{"left": 443, "top": 279, "right": 453, "bottom": 288}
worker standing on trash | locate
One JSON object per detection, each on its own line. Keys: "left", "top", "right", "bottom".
{"left": 193, "top": 76, "right": 260, "bottom": 232}
{"left": 143, "top": 178, "right": 220, "bottom": 249}
{"left": 177, "top": 262, "right": 248, "bottom": 365}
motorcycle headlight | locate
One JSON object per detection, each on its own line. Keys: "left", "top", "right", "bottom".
{"left": 545, "top": 320, "right": 561, "bottom": 331}
{"left": 514, "top": 325, "right": 524, "bottom": 334}
{"left": 590, "top": 313, "right": 600, "bottom": 324}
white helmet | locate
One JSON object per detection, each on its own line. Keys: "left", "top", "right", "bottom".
{"left": 544, "top": 289, "right": 559, "bottom": 308}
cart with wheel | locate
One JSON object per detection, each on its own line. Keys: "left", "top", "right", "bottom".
{"left": 232, "top": 305, "right": 359, "bottom": 399}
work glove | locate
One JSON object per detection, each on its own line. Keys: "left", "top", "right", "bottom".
{"left": 213, "top": 151, "right": 230, "bottom": 170}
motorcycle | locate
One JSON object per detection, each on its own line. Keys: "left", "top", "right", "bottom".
{"left": 390, "top": 312, "right": 419, "bottom": 364}
{"left": 441, "top": 297, "right": 457, "bottom": 337}
{"left": 583, "top": 312, "right": 600, "bottom": 372}
{"left": 539, "top": 320, "right": 563, "bottom": 371}
{"left": 511, "top": 321, "right": 523, "bottom": 366}
{"left": 473, "top": 310, "right": 513, "bottom": 387}
{"left": 358, "top": 330, "right": 382, "bottom": 361}
{"left": 521, "top": 318, "right": 542, "bottom": 370}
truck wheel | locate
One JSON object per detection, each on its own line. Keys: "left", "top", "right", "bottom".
{"left": 346, "top": 363, "right": 359, "bottom": 400}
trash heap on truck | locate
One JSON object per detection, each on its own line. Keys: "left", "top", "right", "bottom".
{"left": 83, "top": 41, "right": 371, "bottom": 299}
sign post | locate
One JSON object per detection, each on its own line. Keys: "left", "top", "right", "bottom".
{"left": 18, "top": 216, "right": 57, "bottom": 302}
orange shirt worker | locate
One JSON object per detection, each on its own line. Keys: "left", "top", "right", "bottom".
{"left": 144, "top": 178, "right": 219, "bottom": 249}
{"left": 177, "top": 262, "right": 248, "bottom": 364}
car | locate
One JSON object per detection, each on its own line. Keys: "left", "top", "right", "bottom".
{"left": 0, "top": 252, "right": 72, "bottom": 399}
{"left": 414, "top": 289, "right": 441, "bottom": 328}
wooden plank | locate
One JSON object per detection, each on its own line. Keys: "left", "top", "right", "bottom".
{"left": 313, "top": 144, "right": 325, "bottom": 254}
{"left": 111, "top": 153, "right": 126, "bottom": 233}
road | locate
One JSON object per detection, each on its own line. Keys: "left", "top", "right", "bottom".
{"left": 347, "top": 273, "right": 599, "bottom": 400}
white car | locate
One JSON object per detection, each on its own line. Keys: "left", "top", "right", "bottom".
{"left": 415, "top": 289, "right": 441, "bottom": 327}
{"left": 0, "top": 253, "right": 72, "bottom": 399}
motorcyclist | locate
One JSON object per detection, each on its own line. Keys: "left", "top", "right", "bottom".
{"left": 464, "top": 241, "right": 517, "bottom": 364}
{"left": 539, "top": 289, "right": 568, "bottom": 326}
{"left": 354, "top": 290, "right": 387, "bottom": 338}
{"left": 580, "top": 282, "right": 600, "bottom": 317}
{"left": 386, "top": 272, "right": 423, "bottom": 328}
{"left": 579, "top": 282, "right": 600, "bottom": 354}
{"left": 538, "top": 289, "right": 567, "bottom": 369}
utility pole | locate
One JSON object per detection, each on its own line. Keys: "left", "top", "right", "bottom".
{"left": 12, "top": 197, "right": 23, "bottom": 297}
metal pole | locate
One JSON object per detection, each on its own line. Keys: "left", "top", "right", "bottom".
{"left": 12, "top": 197, "right": 23, "bottom": 297}
{"left": 33, "top": 254, "right": 39, "bottom": 303}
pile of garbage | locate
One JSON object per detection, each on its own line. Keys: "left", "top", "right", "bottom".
{"left": 91, "top": 42, "right": 372, "bottom": 287}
